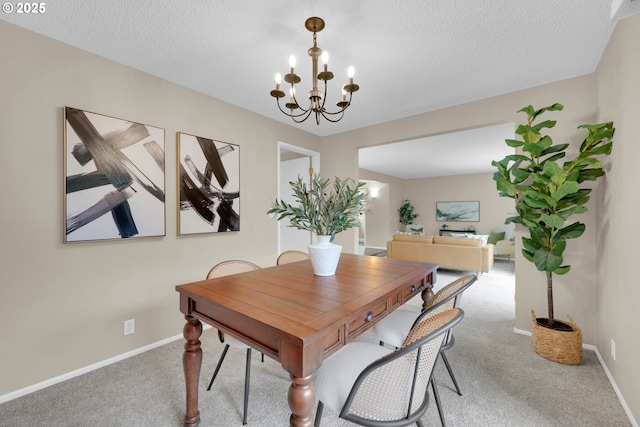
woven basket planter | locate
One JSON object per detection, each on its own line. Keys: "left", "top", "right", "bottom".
{"left": 531, "top": 310, "right": 583, "bottom": 365}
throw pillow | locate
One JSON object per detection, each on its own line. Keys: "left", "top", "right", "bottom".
{"left": 465, "top": 234, "right": 489, "bottom": 246}
{"left": 408, "top": 225, "right": 424, "bottom": 235}
{"left": 487, "top": 231, "right": 505, "bottom": 245}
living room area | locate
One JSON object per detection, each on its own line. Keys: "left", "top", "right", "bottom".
{"left": 358, "top": 166, "right": 515, "bottom": 268}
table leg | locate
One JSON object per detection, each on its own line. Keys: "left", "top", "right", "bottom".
{"left": 183, "top": 315, "right": 203, "bottom": 427}
{"left": 288, "top": 374, "right": 315, "bottom": 427}
{"left": 421, "top": 279, "right": 435, "bottom": 310}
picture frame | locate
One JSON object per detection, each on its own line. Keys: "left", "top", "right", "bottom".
{"left": 64, "top": 107, "right": 166, "bottom": 243}
{"left": 177, "top": 132, "right": 240, "bottom": 235}
{"left": 436, "top": 201, "right": 480, "bottom": 222}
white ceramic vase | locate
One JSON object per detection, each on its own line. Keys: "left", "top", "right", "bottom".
{"left": 308, "top": 235, "right": 342, "bottom": 276}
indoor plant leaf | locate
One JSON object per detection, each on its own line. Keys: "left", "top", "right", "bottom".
{"left": 555, "top": 222, "right": 585, "bottom": 241}
{"left": 533, "top": 247, "right": 564, "bottom": 272}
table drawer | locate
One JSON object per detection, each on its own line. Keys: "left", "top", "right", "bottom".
{"left": 346, "top": 299, "right": 389, "bottom": 337}
{"left": 401, "top": 280, "right": 424, "bottom": 303}
{"left": 323, "top": 326, "right": 344, "bottom": 355}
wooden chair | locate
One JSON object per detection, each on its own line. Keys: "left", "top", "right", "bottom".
{"left": 205, "top": 260, "right": 262, "bottom": 425}
{"left": 276, "top": 250, "right": 310, "bottom": 265}
{"left": 371, "top": 274, "right": 477, "bottom": 426}
{"left": 314, "top": 309, "right": 464, "bottom": 427}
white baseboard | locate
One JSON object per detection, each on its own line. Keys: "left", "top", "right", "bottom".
{"left": 0, "top": 328, "right": 209, "bottom": 405}
{"left": 513, "top": 327, "right": 637, "bottom": 427}
{"left": 589, "top": 344, "right": 639, "bottom": 427}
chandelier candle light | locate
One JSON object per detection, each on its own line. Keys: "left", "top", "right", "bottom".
{"left": 270, "top": 17, "right": 359, "bottom": 125}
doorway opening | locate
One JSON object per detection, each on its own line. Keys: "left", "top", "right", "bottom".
{"left": 276, "top": 142, "right": 320, "bottom": 255}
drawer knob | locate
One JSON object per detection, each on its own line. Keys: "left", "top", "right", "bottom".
{"left": 411, "top": 285, "right": 417, "bottom": 292}
{"left": 364, "top": 311, "right": 374, "bottom": 322}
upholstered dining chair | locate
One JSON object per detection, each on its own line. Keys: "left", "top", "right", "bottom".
{"left": 205, "top": 259, "right": 262, "bottom": 425}
{"left": 371, "top": 274, "right": 477, "bottom": 426}
{"left": 276, "top": 250, "right": 310, "bottom": 265}
{"left": 314, "top": 308, "right": 464, "bottom": 427}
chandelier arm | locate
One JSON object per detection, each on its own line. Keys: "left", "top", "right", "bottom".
{"left": 291, "top": 109, "right": 314, "bottom": 123}
{"left": 291, "top": 89, "right": 312, "bottom": 114}
{"left": 319, "top": 110, "right": 346, "bottom": 123}
{"left": 276, "top": 98, "right": 310, "bottom": 118}
{"left": 319, "top": 106, "right": 348, "bottom": 116}
{"left": 317, "top": 92, "right": 353, "bottom": 116}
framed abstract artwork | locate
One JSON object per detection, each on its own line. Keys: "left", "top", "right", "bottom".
{"left": 64, "top": 107, "right": 166, "bottom": 243}
{"left": 177, "top": 132, "right": 240, "bottom": 235}
{"left": 436, "top": 201, "right": 480, "bottom": 222}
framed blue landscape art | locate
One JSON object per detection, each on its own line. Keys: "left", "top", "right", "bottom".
{"left": 436, "top": 201, "right": 480, "bottom": 222}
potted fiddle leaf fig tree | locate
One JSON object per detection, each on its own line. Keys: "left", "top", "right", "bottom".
{"left": 399, "top": 200, "right": 418, "bottom": 230}
{"left": 268, "top": 174, "right": 368, "bottom": 276}
{"left": 492, "top": 103, "right": 613, "bottom": 365}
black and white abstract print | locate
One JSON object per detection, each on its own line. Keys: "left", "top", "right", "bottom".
{"left": 177, "top": 133, "right": 240, "bottom": 235}
{"left": 64, "top": 107, "right": 165, "bottom": 242}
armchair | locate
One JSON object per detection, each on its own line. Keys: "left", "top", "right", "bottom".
{"left": 314, "top": 309, "right": 464, "bottom": 427}
{"left": 489, "top": 226, "right": 515, "bottom": 260}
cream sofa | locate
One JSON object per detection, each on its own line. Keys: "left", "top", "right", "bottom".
{"left": 387, "top": 234, "right": 494, "bottom": 274}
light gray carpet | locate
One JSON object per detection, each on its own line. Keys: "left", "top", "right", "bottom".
{"left": 0, "top": 260, "right": 631, "bottom": 426}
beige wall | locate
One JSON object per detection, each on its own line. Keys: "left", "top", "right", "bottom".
{"left": 595, "top": 14, "right": 640, "bottom": 420}
{"left": 359, "top": 169, "right": 515, "bottom": 245}
{"left": 403, "top": 172, "right": 514, "bottom": 236}
{"left": 1, "top": 14, "right": 638, "bottom": 422}
{"left": 359, "top": 168, "right": 405, "bottom": 246}
{"left": 0, "top": 21, "right": 320, "bottom": 396}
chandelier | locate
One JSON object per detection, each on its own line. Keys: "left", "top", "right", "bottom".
{"left": 270, "top": 17, "right": 359, "bottom": 125}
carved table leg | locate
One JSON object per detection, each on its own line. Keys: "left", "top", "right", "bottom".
{"left": 288, "top": 374, "right": 315, "bottom": 427}
{"left": 183, "top": 315, "right": 203, "bottom": 427}
{"left": 422, "top": 277, "right": 435, "bottom": 310}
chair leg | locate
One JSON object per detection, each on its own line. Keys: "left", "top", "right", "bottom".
{"left": 440, "top": 351, "right": 462, "bottom": 396}
{"left": 207, "top": 344, "right": 230, "bottom": 391}
{"left": 314, "top": 401, "right": 324, "bottom": 427}
{"left": 242, "top": 348, "right": 251, "bottom": 425}
{"left": 417, "top": 419, "right": 425, "bottom": 427}
{"left": 431, "top": 377, "right": 446, "bottom": 427}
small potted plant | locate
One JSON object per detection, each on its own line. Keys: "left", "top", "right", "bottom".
{"left": 268, "top": 174, "right": 368, "bottom": 276}
{"left": 492, "top": 103, "right": 613, "bottom": 364}
{"left": 399, "top": 200, "right": 418, "bottom": 231}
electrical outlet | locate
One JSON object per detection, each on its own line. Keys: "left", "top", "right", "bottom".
{"left": 124, "top": 319, "right": 135, "bottom": 336}
{"left": 611, "top": 339, "right": 616, "bottom": 361}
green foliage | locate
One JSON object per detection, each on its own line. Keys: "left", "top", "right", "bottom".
{"left": 267, "top": 175, "right": 369, "bottom": 238}
{"left": 399, "top": 200, "right": 419, "bottom": 225}
{"left": 492, "top": 103, "right": 614, "bottom": 323}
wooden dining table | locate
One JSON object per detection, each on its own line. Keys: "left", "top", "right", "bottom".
{"left": 176, "top": 253, "right": 438, "bottom": 427}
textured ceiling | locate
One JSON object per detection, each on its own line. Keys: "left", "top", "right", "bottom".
{"left": 1, "top": 0, "right": 633, "bottom": 177}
